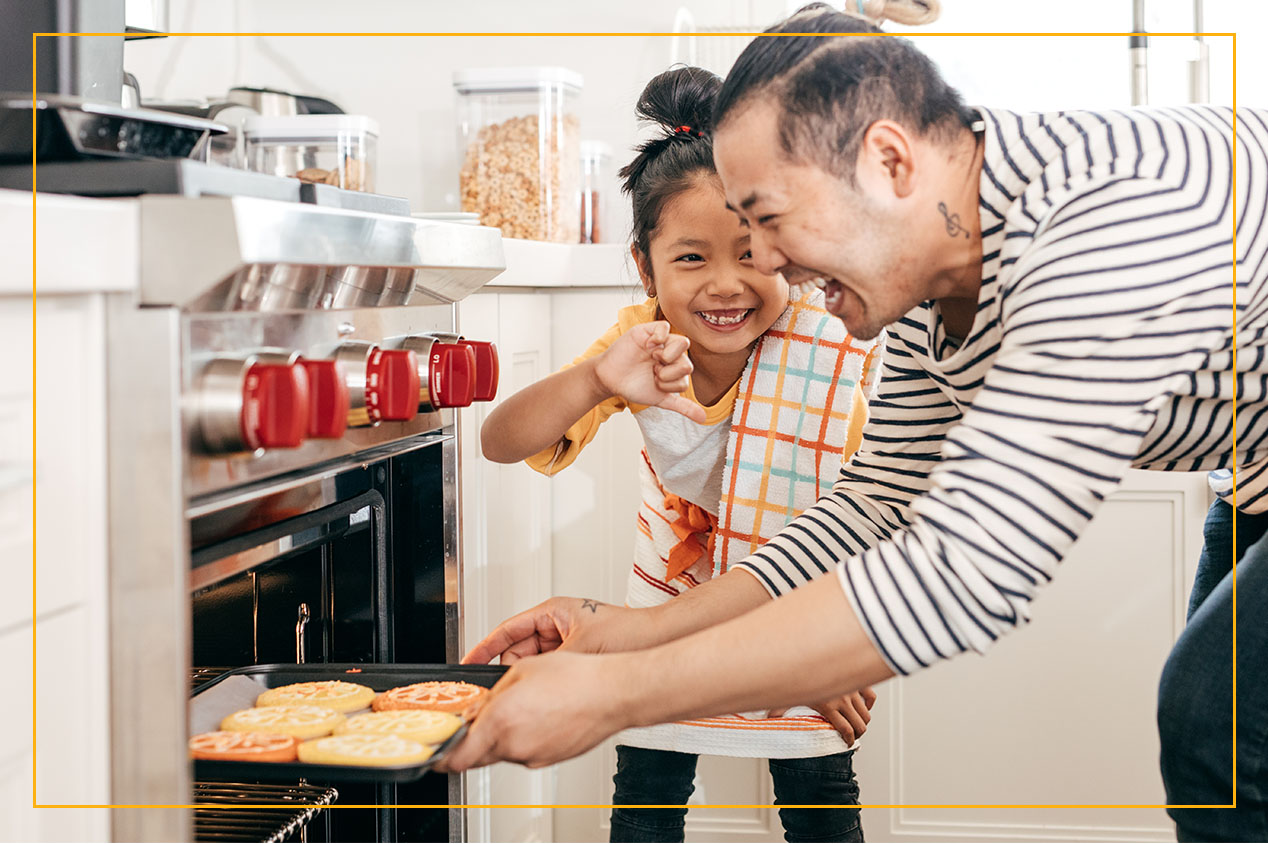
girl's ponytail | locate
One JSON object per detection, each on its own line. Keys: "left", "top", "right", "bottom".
{"left": 619, "top": 66, "right": 723, "bottom": 262}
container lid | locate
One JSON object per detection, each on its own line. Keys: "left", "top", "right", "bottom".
{"left": 411, "top": 211, "right": 482, "bottom": 226}
{"left": 243, "top": 114, "right": 380, "bottom": 140}
{"left": 452, "top": 66, "right": 584, "bottom": 94}
{"left": 581, "top": 140, "right": 614, "bottom": 162}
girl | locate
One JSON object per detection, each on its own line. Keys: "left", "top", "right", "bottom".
{"left": 479, "top": 67, "right": 879, "bottom": 843}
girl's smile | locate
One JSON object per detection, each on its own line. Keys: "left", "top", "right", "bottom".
{"left": 636, "top": 176, "right": 789, "bottom": 378}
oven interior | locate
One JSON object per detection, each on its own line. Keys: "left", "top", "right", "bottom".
{"left": 190, "top": 443, "right": 456, "bottom": 842}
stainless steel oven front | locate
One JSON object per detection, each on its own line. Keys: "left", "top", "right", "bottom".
{"left": 103, "top": 196, "right": 503, "bottom": 842}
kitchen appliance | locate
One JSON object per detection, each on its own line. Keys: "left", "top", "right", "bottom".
{"left": 104, "top": 196, "right": 505, "bottom": 842}
{"left": 0, "top": 94, "right": 226, "bottom": 165}
{"left": 228, "top": 85, "right": 346, "bottom": 117}
{"left": 2, "top": 0, "right": 125, "bottom": 104}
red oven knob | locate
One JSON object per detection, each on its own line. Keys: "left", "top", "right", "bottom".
{"left": 241, "top": 362, "right": 309, "bottom": 450}
{"left": 460, "top": 340, "right": 499, "bottom": 401}
{"left": 428, "top": 342, "right": 477, "bottom": 408}
{"left": 365, "top": 348, "right": 420, "bottom": 422}
{"left": 299, "top": 359, "right": 349, "bottom": 439}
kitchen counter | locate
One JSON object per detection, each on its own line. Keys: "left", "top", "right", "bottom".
{"left": 493, "top": 239, "right": 636, "bottom": 289}
{"left": 3, "top": 186, "right": 632, "bottom": 296}
{"left": 0, "top": 188, "right": 138, "bottom": 296}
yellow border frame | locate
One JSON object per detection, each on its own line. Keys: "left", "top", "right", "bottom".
{"left": 29, "top": 29, "right": 1239, "bottom": 815}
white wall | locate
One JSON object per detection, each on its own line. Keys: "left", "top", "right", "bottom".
{"left": 123, "top": 0, "right": 757, "bottom": 232}
{"left": 123, "top": 1, "right": 1262, "bottom": 227}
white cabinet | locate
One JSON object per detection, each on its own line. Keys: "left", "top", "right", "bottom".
{"left": 0, "top": 293, "right": 111, "bottom": 843}
{"left": 859, "top": 469, "right": 1209, "bottom": 842}
{"left": 459, "top": 290, "right": 558, "bottom": 844}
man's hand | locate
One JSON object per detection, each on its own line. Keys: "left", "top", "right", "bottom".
{"left": 594, "top": 320, "right": 705, "bottom": 423}
{"left": 438, "top": 651, "right": 631, "bottom": 771}
{"left": 462, "top": 597, "right": 631, "bottom": 665}
{"left": 766, "top": 686, "right": 877, "bottom": 745}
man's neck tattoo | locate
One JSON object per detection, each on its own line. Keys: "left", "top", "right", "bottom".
{"left": 937, "top": 201, "right": 971, "bottom": 239}
{"left": 581, "top": 599, "right": 602, "bottom": 613}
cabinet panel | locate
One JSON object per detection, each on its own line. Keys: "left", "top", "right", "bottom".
{"left": 33, "top": 295, "right": 107, "bottom": 620}
{"left": 458, "top": 292, "right": 556, "bottom": 844}
{"left": 35, "top": 608, "right": 110, "bottom": 826}
{"left": 860, "top": 470, "right": 1208, "bottom": 841}
{"left": 0, "top": 616, "right": 108, "bottom": 843}
{"left": 0, "top": 294, "right": 34, "bottom": 632}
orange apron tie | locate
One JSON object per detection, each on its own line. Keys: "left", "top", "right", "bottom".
{"left": 662, "top": 493, "right": 718, "bottom": 582}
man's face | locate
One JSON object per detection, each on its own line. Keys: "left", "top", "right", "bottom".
{"left": 714, "top": 98, "right": 931, "bottom": 341}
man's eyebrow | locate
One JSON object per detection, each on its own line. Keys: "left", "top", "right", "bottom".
{"left": 724, "top": 193, "right": 761, "bottom": 213}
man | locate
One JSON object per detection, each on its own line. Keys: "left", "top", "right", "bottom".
{"left": 442, "top": 6, "right": 1267, "bottom": 839}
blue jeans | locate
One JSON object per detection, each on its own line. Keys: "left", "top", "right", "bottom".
{"left": 609, "top": 745, "right": 863, "bottom": 843}
{"left": 1160, "top": 498, "right": 1268, "bottom": 840}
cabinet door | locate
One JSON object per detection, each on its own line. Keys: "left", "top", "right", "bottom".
{"left": 1, "top": 615, "right": 109, "bottom": 843}
{"left": 0, "top": 295, "right": 33, "bottom": 632}
{"left": 858, "top": 469, "right": 1209, "bottom": 841}
{"left": 33, "top": 294, "right": 108, "bottom": 620}
{"left": 458, "top": 292, "right": 557, "bottom": 844}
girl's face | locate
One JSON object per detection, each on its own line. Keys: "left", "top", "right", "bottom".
{"left": 637, "top": 177, "right": 789, "bottom": 359}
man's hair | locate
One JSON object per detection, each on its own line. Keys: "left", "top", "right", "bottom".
{"left": 714, "top": 3, "right": 975, "bottom": 184}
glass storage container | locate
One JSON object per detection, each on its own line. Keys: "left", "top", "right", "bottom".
{"left": 453, "top": 66, "right": 582, "bottom": 242}
{"left": 579, "top": 140, "right": 613, "bottom": 244}
{"left": 244, "top": 114, "right": 378, "bottom": 192}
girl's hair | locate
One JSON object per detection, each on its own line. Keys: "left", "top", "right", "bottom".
{"left": 619, "top": 66, "right": 723, "bottom": 265}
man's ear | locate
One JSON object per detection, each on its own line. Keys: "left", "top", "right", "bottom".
{"left": 857, "top": 119, "right": 916, "bottom": 200}
{"left": 632, "top": 245, "right": 656, "bottom": 298}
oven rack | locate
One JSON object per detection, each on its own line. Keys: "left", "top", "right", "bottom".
{"left": 191, "top": 666, "right": 236, "bottom": 693}
{"left": 193, "top": 781, "right": 338, "bottom": 843}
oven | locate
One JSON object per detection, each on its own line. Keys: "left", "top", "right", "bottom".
{"left": 102, "top": 196, "right": 504, "bottom": 842}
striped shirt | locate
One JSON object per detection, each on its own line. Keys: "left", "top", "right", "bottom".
{"left": 735, "top": 106, "right": 1268, "bottom": 676}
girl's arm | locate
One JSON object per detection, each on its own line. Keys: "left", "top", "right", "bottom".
{"left": 481, "top": 320, "right": 705, "bottom": 464}
{"left": 480, "top": 355, "right": 614, "bottom": 464}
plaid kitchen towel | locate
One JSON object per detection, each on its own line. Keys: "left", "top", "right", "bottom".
{"left": 712, "top": 290, "right": 877, "bottom": 572}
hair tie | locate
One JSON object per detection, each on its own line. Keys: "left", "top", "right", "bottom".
{"left": 674, "top": 124, "right": 705, "bottom": 139}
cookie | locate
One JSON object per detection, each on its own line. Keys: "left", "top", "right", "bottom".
{"left": 221, "top": 704, "right": 345, "bottom": 740}
{"left": 297, "top": 733, "right": 434, "bottom": 767}
{"left": 189, "top": 731, "right": 299, "bottom": 762}
{"left": 337, "top": 709, "right": 463, "bottom": 745}
{"left": 372, "top": 681, "right": 487, "bottom": 714}
{"left": 257, "top": 681, "right": 376, "bottom": 713}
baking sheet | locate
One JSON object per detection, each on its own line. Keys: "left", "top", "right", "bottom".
{"left": 189, "top": 663, "right": 508, "bottom": 783}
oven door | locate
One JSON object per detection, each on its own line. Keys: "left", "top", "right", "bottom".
{"left": 188, "top": 435, "right": 460, "bottom": 842}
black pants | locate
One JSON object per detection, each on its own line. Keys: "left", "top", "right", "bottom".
{"left": 609, "top": 745, "right": 863, "bottom": 843}
{"left": 1160, "top": 499, "right": 1268, "bottom": 841}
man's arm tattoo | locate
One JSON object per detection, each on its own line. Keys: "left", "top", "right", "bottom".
{"left": 581, "top": 599, "right": 602, "bottom": 613}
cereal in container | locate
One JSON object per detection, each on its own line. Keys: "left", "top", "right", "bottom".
{"left": 245, "top": 114, "right": 378, "bottom": 192}
{"left": 453, "top": 67, "right": 582, "bottom": 243}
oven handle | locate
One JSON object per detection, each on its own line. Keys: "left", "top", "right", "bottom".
{"left": 190, "top": 489, "right": 391, "bottom": 661}
{"left": 296, "top": 603, "right": 310, "bottom": 664}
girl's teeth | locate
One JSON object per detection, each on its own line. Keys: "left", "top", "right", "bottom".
{"left": 700, "top": 310, "right": 749, "bottom": 326}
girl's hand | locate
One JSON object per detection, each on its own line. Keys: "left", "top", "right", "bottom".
{"left": 766, "top": 686, "right": 877, "bottom": 745}
{"left": 593, "top": 321, "right": 706, "bottom": 423}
